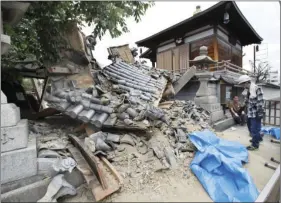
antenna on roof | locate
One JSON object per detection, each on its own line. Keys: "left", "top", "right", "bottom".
{"left": 193, "top": 5, "right": 201, "bottom": 15}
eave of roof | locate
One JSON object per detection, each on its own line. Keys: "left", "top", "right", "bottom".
{"left": 139, "top": 48, "right": 151, "bottom": 58}
{"left": 136, "top": 1, "right": 263, "bottom": 48}
{"left": 257, "top": 82, "right": 280, "bottom": 89}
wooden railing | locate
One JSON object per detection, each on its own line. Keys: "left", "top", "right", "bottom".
{"left": 158, "top": 60, "right": 255, "bottom": 76}
{"left": 263, "top": 99, "right": 280, "bottom": 126}
{"left": 213, "top": 60, "right": 255, "bottom": 76}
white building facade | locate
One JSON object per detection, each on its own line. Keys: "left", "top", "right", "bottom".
{"left": 267, "top": 70, "right": 280, "bottom": 85}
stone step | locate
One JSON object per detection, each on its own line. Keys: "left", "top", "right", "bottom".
{"left": 1, "top": 134, "right": 37, "bottom": 184}
{"left": 1, "top": 103, "right": 21, "bottom": 127}
{"left": 213, "top": 118, "right": 235, "bottom": 132}
{"left": 173, "top": 66, "right": 196, "bottom": 94}
{"left": 1, "top": 174, "right": 45, "bottom": 194}
{"left": 1, "top": 169, "right": 85, "bottom": 202}
{"left": 1, "top": 119, "right": 29, "bottom": 153}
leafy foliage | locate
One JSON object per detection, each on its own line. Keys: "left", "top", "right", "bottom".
{"left": 2, "top": 1, "right": 153, "bottom": 66}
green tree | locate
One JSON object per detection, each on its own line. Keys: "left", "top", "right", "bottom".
{"left": 2, "top": 1, "right": 153, "bottom": 66}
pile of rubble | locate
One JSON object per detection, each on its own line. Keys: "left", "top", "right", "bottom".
{"left": 35, "top": 61, "right": 213, "bottom": 201}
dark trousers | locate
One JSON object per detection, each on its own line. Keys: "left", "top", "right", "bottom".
{"left": 247, "top": 118, "right": 251, "bottom": 135}
{"left": 248, "top": 117, "right": 262, "bottom": 148}
{"left": 233, "top": 113, "right": 247, "bottom": 125}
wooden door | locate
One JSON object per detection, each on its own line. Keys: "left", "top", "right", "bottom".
{"left": 156, "top": 50, "right": 172, "bottom": 71}
{"left": 172, "top": 48, "right": 180, "bottom": 72}
{"left": 179, "top": 43, "right": 189, "bottom": 73}
{"left": 157, "top": 43, "right": 189, "bottom": 72}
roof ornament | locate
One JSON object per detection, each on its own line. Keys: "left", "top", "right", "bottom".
{"left": 224, "top": 2, "right": 231, "bottom": 24}
{"left": 193, "top": 5, "right": 201, "bottom": 15}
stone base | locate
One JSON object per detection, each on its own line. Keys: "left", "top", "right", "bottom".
{"left": 1, "top": 174, "right": 45, "bottom": 194}
{"left": 1, "top": 169, "right": 85, "bottom": 202}
{"left": 210, "top": 110, "right": 225, "bottom": 123}
{"left": 37, "top": 158, "right": 58, "bottom": 177}
{"left": 1, "top": 103, "right": 20, "bottom": 127}
{"left": 1, "top": 134, "right": 37, "bottom": 184}
{"left": 213, "top": 118, "right": 235, "bottom": 132}
{"left": 1, "top": 119, "right": 29, "bottom": 152}
{"left": 194, "top": 96, "right": 218, "bottom": 104}
{"left": 199, "top": 103, "right": 222, "bottom": 112}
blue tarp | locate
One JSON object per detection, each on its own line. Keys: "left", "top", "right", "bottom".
{"left": 189, "top": 130, "right": 259, "bottom": 202}
{"left": 261, "top": 126, "right": 280, "bottom": 139}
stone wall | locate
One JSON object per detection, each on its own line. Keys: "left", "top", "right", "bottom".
{"left": 1, "top": 91, "right": 37, "bottom": 184}
{"left": 174, "top": 81, "right": 200, "bottom": 101}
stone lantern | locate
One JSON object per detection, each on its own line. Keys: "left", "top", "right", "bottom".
{"left": 189, "top": 46, "right": 217, "bottom": 71}
{"left": 191, "top": 46, "right": 224, "bottom": 123}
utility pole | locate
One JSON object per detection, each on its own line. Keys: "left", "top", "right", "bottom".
{"left": 253, "top": 45, "right": 259, "bottom": 74}
{"left": 253, "top": 46, "right": 256, "bottom": 74}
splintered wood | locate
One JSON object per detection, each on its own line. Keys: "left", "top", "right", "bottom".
{"left": 158, "top": 101, "right": 175, "bottom": 109}
{"left": 68, "top": 135, "right": 122, "bottom": 201}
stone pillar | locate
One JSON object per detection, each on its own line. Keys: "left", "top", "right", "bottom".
{"left": 1, "top": 91, "right": 37, "bottom": 184}
{"left": 194, "top": 72, "right": 224, "bottom": 123}
{"left": 1, "top": 11, "right": 11, "bottom": 55}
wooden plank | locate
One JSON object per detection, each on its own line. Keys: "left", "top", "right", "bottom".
{"left": 172, "top": 47, "right": 180, "bottom": 72}
{"left": 31, "top": 78, "right": 41, "bottom": 104}
{"left": 153, "top": 76, "right": 168, "bottom": 107}
{"left": 68, "top": 134, "right": 106, "bottom": 189}
{"left": 156, "top": 52, "right": 164, "bottom": 69}
{"left": 179, "top": 43, "right": 189, "bottom": 73}
{"left": 164, "top": 50, "right": 173, "bottom": 71}
{"left": 274, "top": 101, "right": 277, "bottom": 125}
{"left": 159, "top": 101, "right": 175, "bottom": 109}
{"left": 33, "top": 108, "right": 60, "bottom": 120}
{"left": 68, "top": 145, "right": 119, "bottom": 202}
{"left": 38, "top": 77, "right": 49, "bottom": 112}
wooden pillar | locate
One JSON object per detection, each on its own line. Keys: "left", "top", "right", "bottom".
{"left": 210, "top": 37, "right": 219, "bottom": 71}
{"left": 150, "top": 58, "right": 156, "bottom": 68}
{"left": 213, "top": 37, "right": 219, "bottom": 61}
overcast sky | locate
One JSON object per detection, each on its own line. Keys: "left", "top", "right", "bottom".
{"left": 82, "top": 1, "right": 280, "bottom": 73}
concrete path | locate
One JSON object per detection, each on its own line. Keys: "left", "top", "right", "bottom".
{"left": 221, "top": 125, "right": 280, "bottom": 192}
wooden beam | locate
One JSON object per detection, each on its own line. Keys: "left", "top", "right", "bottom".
{"left": 31, "top": 78, "right": 41, "bottom": 104}
{"left": 38, "top": 77, "right": 49, "bottom": 112}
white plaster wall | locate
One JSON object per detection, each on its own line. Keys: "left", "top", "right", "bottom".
{"left": 184, "top": 29, "right": 214, "bottom": 44}
{"left": 262, "top": 86, "right": 280, "bottom": 100}
{"left": 157, "top": 42, "right": 176, "bottom": 53}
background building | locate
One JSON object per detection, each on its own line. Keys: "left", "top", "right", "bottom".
{"left": 267, "top": 70, "right": 280, "bottom": 85}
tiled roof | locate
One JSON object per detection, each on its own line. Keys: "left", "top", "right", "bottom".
{"left": 44, "top": 62, "right": 168, "bottom": 129}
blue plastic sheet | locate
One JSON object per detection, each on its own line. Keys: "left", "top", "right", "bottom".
{"left": 270, "top": 128, "right": 280, "bottom": 139}
{"left": 189, "top": 130, "right": 259, "bottom": 202}
{"left": 261, "top": 126, "right": 280, "bottom": 139}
